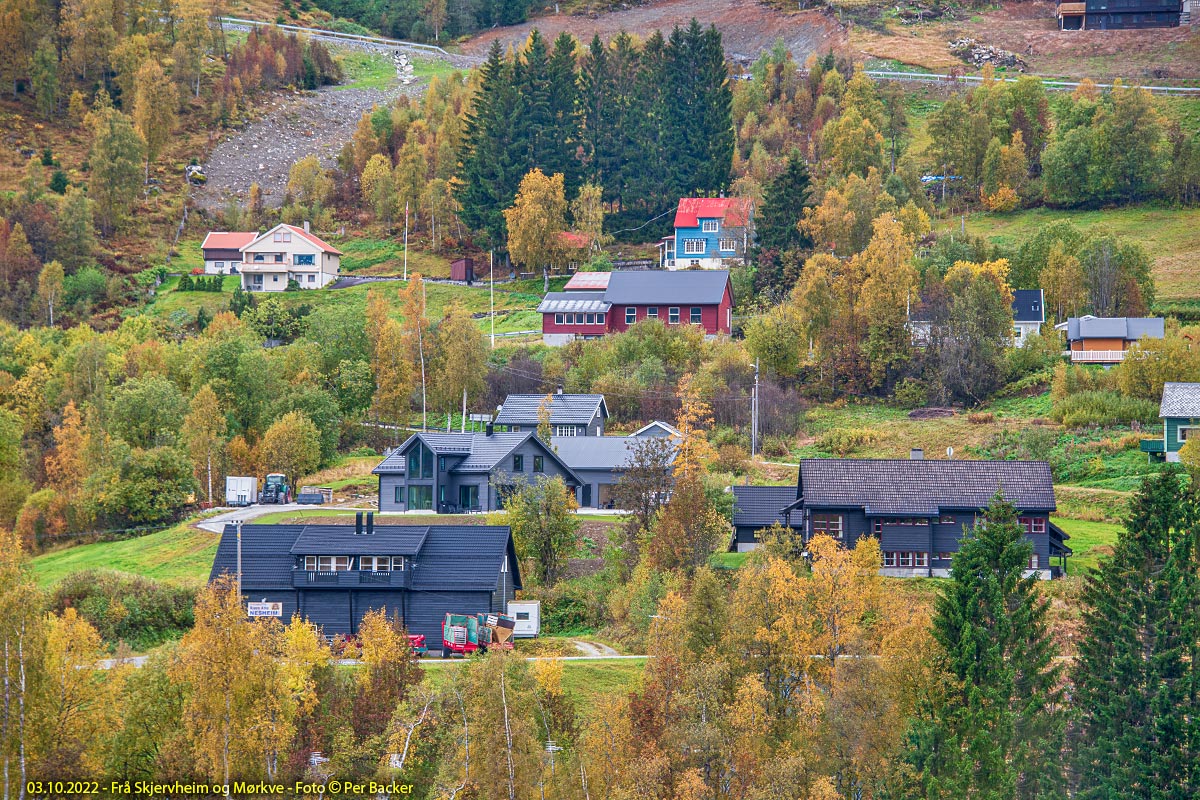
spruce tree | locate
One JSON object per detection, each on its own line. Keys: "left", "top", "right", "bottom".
{"left": 902, "top": 494, "right": 1066, "bottom": 799}
{"left": 756, "top": 149, "right": 813, "bottom": 253}
{"left": 545, "top": 32, "right": 582, "bottom": 198}
{"left": 1069, "top": 470, "right": 1200, "bottom": 798}
{"left": 577, "top": 35, "right": 612, "bottom": 192}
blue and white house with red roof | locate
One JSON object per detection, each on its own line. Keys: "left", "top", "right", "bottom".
{"left": 659, "top": 197, "right": 755, "bottom": 270}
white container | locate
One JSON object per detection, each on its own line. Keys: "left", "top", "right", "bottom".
{"left": 225, "top": 476, "right": 258, "bottom": 506}
{"left": 507, "top": 600, "right": 541, "bottom": 638}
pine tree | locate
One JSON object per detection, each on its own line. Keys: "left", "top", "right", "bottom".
{"left": 1069, "top": 470, "right": 1200, "bottom": 798}
{"left": 903, "top": 494, "right": 1066, "bottom": 799}
{"left": 544, "top": 32, "right": 582, "bottom": 198}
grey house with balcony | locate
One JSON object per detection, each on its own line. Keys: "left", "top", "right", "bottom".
{"left": 374, "top": 429, "right": 584, "bottom": 513}
{"left": 494, "top": 393, "right": 609, "bottom": 436}
{"left": 730, "top": 457, "right": 1071, "bottom": 579}
{"left": 208, "top": 514, "right": 521, "bottom": 640}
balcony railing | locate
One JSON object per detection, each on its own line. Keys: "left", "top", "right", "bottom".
{"left": 1070, "top": 349, "right": 1126, "bottom": 363}
{"left": 294, "top": 570, "right": 410, "bottom": 588}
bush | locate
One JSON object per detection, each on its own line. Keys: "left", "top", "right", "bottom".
{"left": 49, "top": 570, "right": 196, "bottom": 650}
{"left": 1005, "top": 333, "right": 1060, "bottom": 382}
{"left": 762, "top": 434, "right": 793, "bottom": 458}
{"left": 713, "top": 443, "right": 749, "bottom": 475}
{"left": 64, "top": 265, "right": 108, "bottom": 308}
{"left": 892, "top": 378, "right": 928, "bottom": 409}
{"left": 1051, "top": 390, "right": 1159, "bottom": 429}
{"left": 967, "top": 412, "right": 994, "bottom": 424}
{"left": 817, "top": 427, "right": 878, "bottom": 456}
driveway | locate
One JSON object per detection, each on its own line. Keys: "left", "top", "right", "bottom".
{"left": 197, "top": 503, "right": 373, "bottom": 533}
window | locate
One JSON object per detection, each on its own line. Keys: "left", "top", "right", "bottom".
{"left": 459, "top": 485, "right": 479, "bottom": 509}
{"left": 214, "top": 261, "right": 224, "bottom": 270}
{"left": 1180, "top": 426, "right": 1198, "bottom": 442}
{"left": 668, "top": 307, "right": 680, "bottom": 324}
{"left": 1019, "top": 517, "right": 1046, "bottom": 535}
{"left": 1029, "top": 554, "right": 1040, "bottom": 570}
{"left": 885, "top": 552, "right": 928, "bottom": 568}
{"left": 625, "top": 308, "right": 636, "bottom": 325}
{"left": 407, "top": 485, "right": 433, "bottom": 510}
{"left": 586, "top": 313, "right": 595, "bottom": 325}
{"left": 408, "top": 449, "right": 419, "bottom": 475}
{"left": 576, "top": 313, "right": 586, "bottom": 324}
{"left": 533, "top": 455, "right": 544, "bottom": 473}
{"left": 938, "top": 552, "right": 955, "bottom": 561}
{"left": 647, "top": 307, "right": 658, "bottom": 319}
{"left": 701, "top": 220, "right": 718, "bottom": 233}
{"left": 597, "top": 313, "right": 606, "bottom": 324}
{"left": 274, "top": 253, "right": 284, "bottom": 263}
{"left": 939, "top": 515, "right": 955, "bottom": 524}
{"left": 273, "top": 230, "right": 292, "bottom": 242}
{"left": 812, "top": 513, "right": 843, "bottom": 539}
{"left": 513, "top": 454, "right": 524, "bottom": 472}
{"left": 307, "top": 274, "right": 315, "bottom": 283}
{"left": 394, "top": 486, "right": 402, "bottom": 504}
{"left": 294, "top": 254, "right": 314, "bottom": 266}
{"left": 883, "top": 552, "right": 897, "bottom": 567}
{"left": 899, "top": 552, "right": 914, "bottom": 567}
{"left": 719, "top": 238, "right": 737, "bottom": 252}
{"left": 361, "top": 556, "right": 394, "bottom": 572}
{"left": 272, "top": 275, "right": 279, "bottom": 282}
{"left": 392, "top": 556, "right": 405, "bottom": 571}
{"left": 683, "top": 239, "right": 705, "bottom": 254}
{"left": 305, "top": 555, "right": 350, "bottom": 572}
{"left": 555, "top": 425, "right": 577, "bottom": 437}
{"left": 914, "top": 552, "right": 929, "bottom": 567}
{"left": 516, "top": 611, "right": 530, "bottom": 620}
{"left": 555, "top": 313, "right": 564, "bottom": 325}
{"left": 690, "top": 307, "right": 703, "bottom": 324}
{"left": 253, "top": 253, "right": 265, "bottom": 262}
{"left": 438, "top": 456, "right": 446, "bottom": 472}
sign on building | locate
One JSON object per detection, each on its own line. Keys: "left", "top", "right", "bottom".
{"left": 247, "top": 601, "right": 283, "bottom": 617}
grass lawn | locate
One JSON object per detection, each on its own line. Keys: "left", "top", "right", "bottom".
{"left": 942, "top": 205, "right": 1200, "bottom": 302}
{"left": 339, "top": 238, "right": 453, "bottom": 278}
{"left": 421, "top": 657, "right": 646, "bottom": 704}
{"left": 710, "top": 551, "right": 751, "bottom": 570}
{"left": 335, "top": 50, "right": 395, "bottom": 91}
{"left": 140, "top": 274, "right": 242, "bottom": 320}
{"left": 31, "top": 523, "right": 219, "bottom": 589}
{"left": 1052, "top": 517, "right": 1122, "bottom": 574}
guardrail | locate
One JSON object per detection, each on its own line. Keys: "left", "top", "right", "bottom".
{"left": 862, "top": 69, "right": 1200, "bottom": 96}
{"left": 1069, "top": 349, "right": 1127, "bottom": 362}
{"left": 219, "top": 16, "right": 451, "bottom": 56}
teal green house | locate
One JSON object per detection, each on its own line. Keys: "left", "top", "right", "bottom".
{"left": 1140, "top": 382, "right": 1200, "bottom": 462}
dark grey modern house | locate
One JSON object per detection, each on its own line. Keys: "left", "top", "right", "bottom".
{"left": 374, "top": 424, "right": 677, "bottom": 512}
{"left": 731, "top": 457, "right": 1071, "bottom": 579}
{"left": 208, "top": 514, "right": 521, "bottom": 640}
{"left": 494, "top": 392, "right": 609, "bottom": 436}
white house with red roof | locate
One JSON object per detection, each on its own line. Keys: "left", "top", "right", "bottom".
{"left": 237, "top": 223, "right": 343, "bottom": 291}
{"left": 201, "top": 231, "right": 257, "bottom": 275}
{"left": 659, "top": 197, "right": 754, "bottom": 270}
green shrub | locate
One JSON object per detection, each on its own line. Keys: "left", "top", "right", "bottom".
{"left": 49, "top": 570, "right": 196, "bottom": 651}
{"left": 892, "top": 378, "right": 928, "bottom": 410}
{"left": 1051, "top": 390, "right": 1158, "bottom": 429}
{"left": 817, "top": 427, "right": 879, "bottom": 456}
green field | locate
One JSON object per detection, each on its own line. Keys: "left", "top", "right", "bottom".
{"left": 421, "top": 656, "right": 646, "bottom": 704}
{"left": 1053, "top": 517, "right": 1122, "bottom": 574}
{"left": 943, "top": 205, "right": 1200, "bottom": 302}
{"left": 32, "top": 523, "right": 219, "bottom": 589}
{"left": 338, "top": 238, "right": 453, "bottom": 277}
{"left": 335, "top": 50, "right": 396, "bottom": 91}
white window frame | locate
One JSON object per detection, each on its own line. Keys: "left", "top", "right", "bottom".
{"left": 914, "top": 552, "right": 929, "bottom": 568}
{"left": 647, "top": 307, "right": 658, "bottom": 319}
{"left": 554, "top": 425, "right": 578, "bottom": 437}
{"left": 683, "top": 239, "right": 705, "bottom": 255}
{"left": 294, "top": 253, "right": 315, "bottom": 266}
{"left": 1029, "top": 554, "right": 1040, "bottom": 570}
{"left": 214, "top": 261, "right": 224, "bottom": 270}
{"left": 690, "top": 307, "right": 703, "bottom": 324}
{"left": 701, "top": 220, "right": 718, "bottom": 233}
{"left": 586, "top": 313, "right": 595, "bottom": 325}
{"left": 812, "top": 513, "right": 843, "bottom": 540}
{"left": 309, "top": 555, "right": 351, "bottom": 572}
{"left": 719, "top": 238, "right": 737, "bottom": 252}
{"left": 274, "top": 230, "right": 291, "bottom": 243}
{"left": 668, "top": 307, "right": 680, "bottom": 324}
{"left": 307, "top": 274, "right": 315, "bottom": 283}
{"left": 883, "top": 552, "right": 897, "bottom": 567}
{"left": 625, "top": 308, "right": 636, "bottom": 325}
{"left": 597, "top": 313, "right": 606, "bottom": 324}
{"left": 555, "top": 313, "right": 564, "bottom": 325}
{"left": 1179, "top": 426, "right": 1199, "bottom": 442}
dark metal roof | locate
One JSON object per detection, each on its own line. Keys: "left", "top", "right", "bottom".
{"left": 536, "top": 292, "right": 612, "bottom": 314}
{"left": 549, "top": 435, "right": 677, "bottom": 470}
{"left": 795, "top": 459, "right": 1056, "bottom": 515}
{"left": 603, "top": 270, "right": 731, "bottom": 305}
{"left": 210, "top": 523, "right": 522, "bottom": 592}
{"left": 732, "top": 485, "right": 800, "bottom": 529}
{"left": 1159, "top": 382, "right": 1200, "bottom": 417}
{"left": 289, "top": 525, "right": 430, "bottom": 555}
{"left": 1012, "top": 289, "right": 1045, "bottom": 324}
{"left": 495, "top": 394, "right": 608, "bottom": 426}
{"left": 372, "top": 431, "right": 583, "bottom": 482}
{"left": 1061, "top": 316, "right": 1164, "bottom": 341}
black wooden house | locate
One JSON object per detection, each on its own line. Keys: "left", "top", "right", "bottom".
{"left": 1057, "top": 0, "right": 1182, "bottom": 29}
{"left": 209, "top": 513, "right": 521, "bottom": 641}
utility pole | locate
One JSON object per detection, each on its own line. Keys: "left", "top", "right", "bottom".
{"left": 751, "top": 359, "right": 759, "bottom": 458}
{"left": 490, "top": 250, "right": 495, "bottom": 349}
{"left": 403, "top": 201, "right": 409, "bottom": 281}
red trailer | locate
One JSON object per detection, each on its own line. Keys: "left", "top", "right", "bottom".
{"left": 440, "top": 612, "right": 515, "bottom": 658}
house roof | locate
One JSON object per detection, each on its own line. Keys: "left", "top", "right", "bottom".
{"left": 603, "top": 270, "right": 731, "bottom": 305}
{"left": 732, "top": 485, "right": 800, "bottom": 529}
{"left": 633, "top": 420, "right": 681, "bottom": 437}
{"left": 563, "top": 272, "right": 611, "bottom": 291}
{"left": 495, "top": 394, "right": 608, "bottom": 427}
{"left": 201, "top": 231, "right": 257, "bottom": 251}
{"left": 210, "top": 523, "right": 522, "bottom": 592}
{"left": 242, "top": 223, "right": 343, "bottom": 256}
{"left": 537, "top": 292, "right": 612, "bottom": 314}
{"left": 373, "top": 431, "right": 583, "bottom": 482}
{"left": 793, "top": 459, "right": 1056, "bottom": 516}
{"left": 559, "top": 231, "right": 591, "bottom": 250}
{"left": 1059, "top": 315, "right": 1165, "bottom": 341}
{"left": 1159, "top": 382, "right": 1200, "bottom": 417}
{"left": 673, "top": 197, "right": 753, "bottom": 228}
{"left": 1012, "top": 289, "right": 1045, "bottom": 324}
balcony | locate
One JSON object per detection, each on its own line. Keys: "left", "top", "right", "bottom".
{"left": 1070, "top": 349, "right": 1126, "bottom": 363}
{"left": 294, "top": 570, "right": 411, "bottom": 588}
{"left": 1140, "top": 439, "right": 1166, "bottom": 454}
{"left": 1057, "top": 2, "right": 1086, "bottom": 13}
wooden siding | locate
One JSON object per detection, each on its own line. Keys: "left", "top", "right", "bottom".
{"left": 1165, "top": 417, "right": 1200, "bottom": 451}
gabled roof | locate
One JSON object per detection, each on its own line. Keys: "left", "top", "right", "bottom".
{"left": 1012, "top": 289, "right": 1045, "bottom": 324}
{"left": 373, "top": 431, "right": 583, "bottom": 482}
{"left": 495, "top": 394, "right": 608, "bottom": 427}
{"left": 603, "top": 270, "right": 731, "bottom": 305}
{"left": 732, "top": 485, "right": 800, "bottom": 529}
{"left": 1058, "top": 315, "right": 1164, "bottom": 341}
{"left": 793, "top": 459, "right": 1056, "bottom": 516}
{"left": 559, "top": 231, "right": 591, "bottom": 250}
{"left": 537, "top": 292, "right": 612, "bottom": 314}
{"left": 633, "top": 420, "right": 681, "bottom": 438}
{"left": 1160, "top": 382, "right": 1200, "bottom": 417}
{"left": 563, "top": 272, "right": 611, "bottom": 291}
{"left": 242, "top": 223, "right": 343, "bottom": 255}
{"left": 210, "top": 523, "right": 522, "bottom": 592}
{"left": 201, "top": 231, "right": 257, "bottom": 251}
{"left": 674, "top": 197, "right": 752, "bottom": 228}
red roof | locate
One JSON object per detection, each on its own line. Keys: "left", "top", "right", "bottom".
{"left": 563, "top": 272, "right": 611, "bottom": 291}
{"left": 201, "top": 231, "right": 257, "bottom": 251}
{"left": 558, "top": 231, "right": 591, "bottom": 250}
{"left": 673, "top": 197, "right": 752, "bottom": 228}
{"left": 282, "top": 224, "right": 343, "bottom": 256}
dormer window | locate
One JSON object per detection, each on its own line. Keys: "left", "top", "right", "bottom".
{"left": 361, "top": 556, "right": 404, "bottom": 571}
{"left": 304, "top": 555, "right": 351, "bottom": 571}
{"left": 701, "top": 220, "right": 718, "bottom": 232}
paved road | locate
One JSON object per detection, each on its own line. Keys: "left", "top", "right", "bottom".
{"left": 197, "top": 503, "right": 375, "bottom": 533}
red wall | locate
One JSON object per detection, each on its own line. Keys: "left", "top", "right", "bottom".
{"left": 542, "top": 314, "right": 609, "bottom": 335}
{"left": 542, "top": 280, "right": 734, "bottom": 338}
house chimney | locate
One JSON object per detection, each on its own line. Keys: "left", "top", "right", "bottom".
{"left": 366, "top": 512, "right": 374, "bottom": 535}
{"left": 486, "top": 422, "right": 494, "bottom": 437}
{"left": 910, "top": 448, "right": 924, "bottom": 460}
{"left": 355, "top": 511, "right": 363, "bottom": 535}
{"left": 556, "top": 384, "right": 563, "bottom": 395}
{"left": 303, "top": 220, "right": 310, "bottom": 233}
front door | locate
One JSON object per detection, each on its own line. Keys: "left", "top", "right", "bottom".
{"left": 459, "top": 485, "right": 478, "bottom": 511}
{"left": 582, "top": 484, "right": 592, "bottom": 508}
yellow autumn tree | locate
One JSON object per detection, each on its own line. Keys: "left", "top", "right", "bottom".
{"left": 503, "top": 168, "right": 568, "bottom": 290}
{"left": 801, "top": 533, "right": 883, "bottom": 692}
{"left": 673, "top": 373, "right": 716, "bottom": 479}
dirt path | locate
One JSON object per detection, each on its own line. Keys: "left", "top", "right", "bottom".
{"left": 573, "top": 640, "right": 621, "bottom": 656}
{"left": 463, "top": 0, "right": 845, "bottom": 64}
